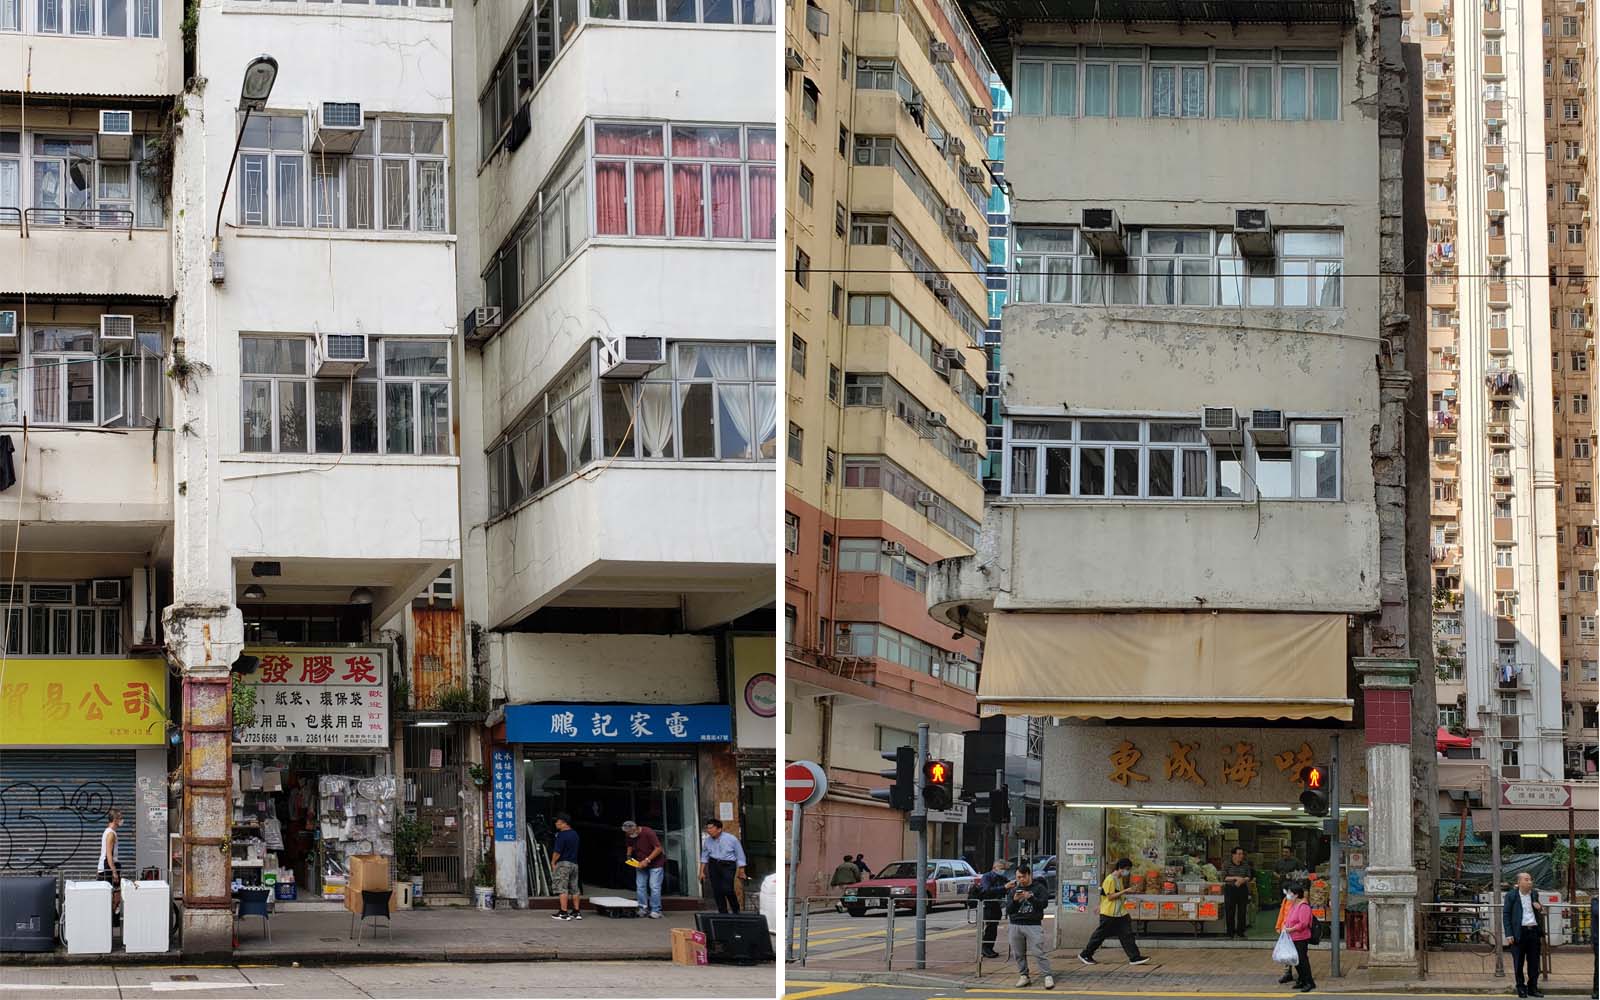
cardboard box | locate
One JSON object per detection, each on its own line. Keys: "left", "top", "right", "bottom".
{"left": 670, "top": 927, "right": 708, "bottom": 966}
{"left": 348, "top": 855, "right": 392, "bottom": 892}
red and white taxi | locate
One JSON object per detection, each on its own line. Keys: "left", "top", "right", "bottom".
{"left": 840, "top": 858, "right": 979, "bottom": 917}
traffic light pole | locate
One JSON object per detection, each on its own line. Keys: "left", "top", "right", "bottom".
{"left": 915, "top": 722, "right": 929, "bottom": 971}
{"left": 1329, "top": 733, "right": 1342, "bottom": 978}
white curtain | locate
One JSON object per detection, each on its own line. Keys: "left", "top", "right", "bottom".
{"left": 569, "top": 386, "right": 592, "bottom": 466}
{"left": 551, "top": 398, "right": 571, "bottom": 471}
{"left": 702, "top": 346, "right": 753, "bottom": 458}
{"left": 625, "top": 383, "right": 675, "bottom": 458}
{"left": 754, "top": 384, "right": 777, "bottom": 460}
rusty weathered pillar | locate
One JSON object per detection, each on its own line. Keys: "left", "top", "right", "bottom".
{"left": 1355, "top": 657, "right": 1421, "bottom": 977}
{"left": 166, "top": 607, "right": 243, "bottom": 956}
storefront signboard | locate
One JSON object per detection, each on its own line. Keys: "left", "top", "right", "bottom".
{"left": 234, "top": 647, "right": 388, "bottom": 748}
{"left": 491, "top": 748, "right": 517, "bottom": 842}
{"left": 0, "top": 658, "right": 168, "bottom": 746}
{"left": 732, "top": 636, "right": 776, "bottom": 750}
{"left": 505, "top": 703, "right": 731, "bottom": 744}
{"left": 1043, "top": 725, "right": 1366, "bottom": 804}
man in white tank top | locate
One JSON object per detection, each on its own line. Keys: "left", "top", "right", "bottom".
{"left": 97, "top": 808, "right": 123, "bottom": 925}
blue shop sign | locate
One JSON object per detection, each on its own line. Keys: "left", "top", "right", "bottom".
{"left": 491, "top": 748, "right": 518, "bottom": 843}
{"left": 505, "top": 703, "right": 731, "bottom": 744}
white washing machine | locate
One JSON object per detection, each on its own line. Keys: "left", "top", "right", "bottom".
{"left": 62, "top": 881, "right": 112, "bottom": 955}
{"left": 121, "top": 880, "right": 170, "bottom": 953}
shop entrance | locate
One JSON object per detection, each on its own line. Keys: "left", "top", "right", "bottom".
{"left": 402, "top": 725, "right": 466, "bottom": 895}
{"left": 738, "top": 766, "right": 775, "bottom": 889}
{"left": 523, "top": 753, "right": 697, "bottom": 897}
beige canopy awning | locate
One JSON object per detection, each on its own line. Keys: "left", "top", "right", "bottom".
{"left": 978, "top": 611, "right": 1353, "bottom": 720}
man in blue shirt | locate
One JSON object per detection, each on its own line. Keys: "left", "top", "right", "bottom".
{"left": 698, "top": 819, "right": 747, "bottom": 913}
{"left": 550, "top": 813, "right": 582, "bottom": 921}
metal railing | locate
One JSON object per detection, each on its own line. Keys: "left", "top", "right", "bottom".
{"left": 793, "top": 894, "right": 1034, "bottom": 974}
{"left": 1421, "top": 900, "right": 1595, "bottom": 978}
{"left": 0, "top": 207, "right": 21, "bottom": 234}
{"left": 23, "top": 206, "right": 135, "bottom": 236}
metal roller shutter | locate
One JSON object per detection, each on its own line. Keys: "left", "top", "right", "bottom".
{"left": 0, "top": 750, "right": 137, "bottom": 877}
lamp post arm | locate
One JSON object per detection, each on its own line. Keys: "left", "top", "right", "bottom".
{"left": 214, "top": 107, "right": 254, "bottom": 245}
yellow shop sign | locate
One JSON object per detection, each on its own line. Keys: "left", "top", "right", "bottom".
{"left": 0, "top": 659, "right": 169, "bottom": 746}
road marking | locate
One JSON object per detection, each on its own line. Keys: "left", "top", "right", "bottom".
{"left": 783, "top": 982, "right": 870, "bottom": 999}
{"left": 0, "top": 984, "right": 280, "bottom": 994}
{"left": 808, "top": 925, "right": 975, "bottom": 960}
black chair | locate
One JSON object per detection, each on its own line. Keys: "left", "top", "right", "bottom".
{"left": 354, "top": 889, "right": 392, "bottom": 943}
{"left": 236, "top": 891, "right": 271, "bottom": 941}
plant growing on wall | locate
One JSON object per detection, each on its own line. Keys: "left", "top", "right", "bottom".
{"left": 467, "top": 763, "right": 488, "bottom": 788}
{"left": 390, "top": 672, "right": 411, "bottom": 713}
{"left": 230, "top": 677, "right": 257, "bottom": 731}
{"left": 435, "top": 684, "right": 486, "bottom": 714}
{"left": 167, "top": 339, "right": 212, "bottom": 393}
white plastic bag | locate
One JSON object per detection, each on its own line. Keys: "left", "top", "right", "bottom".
{"left": 1273, "top": 930, "right": 1299, "bottom": 965}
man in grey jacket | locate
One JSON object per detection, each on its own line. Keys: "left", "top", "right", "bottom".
{"left": 1006, "top": 865, "right": 1054, "bottom": 990}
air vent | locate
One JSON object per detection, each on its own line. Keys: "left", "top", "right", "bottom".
{"left": 91, "top": 579, "right": 123, "bottom": 605}
{"left": 99, "top": 315, "right": 136, "bottom": 341}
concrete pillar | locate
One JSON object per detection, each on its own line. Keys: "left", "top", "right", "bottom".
{"left": 1355, "top": 657, "right": 1421, "bottom": 976}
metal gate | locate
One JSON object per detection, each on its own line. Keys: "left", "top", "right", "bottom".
{"left": 403, "top": 726, "right": 465, "bottom": 895}
{"left": 0, "top": 750, "right": 135, "bottom": 877}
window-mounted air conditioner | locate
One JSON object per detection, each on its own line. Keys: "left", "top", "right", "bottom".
{"left": 970, "top": 106, "right": 992, "bottom": 128}
{"left": 464, "top": 305, "right": 503, "bottom": 345}
{"left": 599, "top": 335, "right": 668, "bottom": 378}
{"left": 315, "top": 332, "right": 371, "bottom": 376}
{"left": 1579, "top": 188, "right": 1591, "bottom": 205}
{"left": 930, "top": 41, "right": 955, "bottom": 63}
{"left": 98, "top": 110, "right": 134, "bottom": 160}
{"left": 946, "top": 136, "right": 966, "bottom": 158}
{"left": 1234, "top": 208, "right": 1274, "bottom": 259}
{"left": 0, "top": 310, "right": 16, "bottom": 349}
{"left": 940, "top": 347, "right": 966, "bottom": 368}
{"left": 1201, "top": 406, "right": 1243, "bottom": 445}
{"left": 924, "top": 411, "right": 949, "bottom": 428}
{"left": 957, "top": 224, "right": 979, "bottom": 244}
{"left": 99, "top": 314, "right": 136, "bottom": 342}
{"left": 930, "top": 277, "right": 954, "bottom": 301}
{"left": 1080, "top": 207, "right": 1126, "bottom": 258}
{"left": 786, "top": 47, "right": 804, "bottom": 71}
{"left": 961, "top": 164, "right": 987, "bottom": 185}
{"left": 881, "top": 540, "right": 907, "bottom": 557}
{"left": 914, "top": 490, "right": 938, "bottom": 506}
{"left": 944, "top": 207, "right": 966, "bottom": 228}
{"left": 1250, "top": 408, "right": 1288, "bottom": 445}
{"left": 313, "top": 102, "right": 366, "bottom": 154}
{"left": 958, "top": 438, "right": 980, "bottom": 454}
{"left": 91, "top": 579, "right": 123, "bottom": 605}
{"left": 932, "top": 352, "right": 951, "bottom": 378}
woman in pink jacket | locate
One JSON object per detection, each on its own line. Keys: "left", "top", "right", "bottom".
{"left": 1282, "top": 881, "right": 1316, "bottom": 993}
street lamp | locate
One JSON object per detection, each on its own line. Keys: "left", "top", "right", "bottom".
{"left": 212, "top": 55, "right": 279, "bottom": 282}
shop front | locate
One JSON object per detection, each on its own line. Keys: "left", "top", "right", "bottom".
{"left": 501, "top": 702, "right": 732, "bottom": 901}
{"left": 229, "top": 647, "right": 394, "bottom": 902}
{"left": 732, "top": 634, "right": 777, "bottom": 891}
{"left": 1048, "top": 724, "right": 1369, "bottom": 942}
{"left": 0, "top": 658, "right": 170, "bottom": 878}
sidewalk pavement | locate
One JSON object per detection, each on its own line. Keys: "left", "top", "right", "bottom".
{"left": 6, "top": 904, "right": 766, "bottom": 966}
{"left": 795, "top": 944, "right": 1600, "bottom": 995}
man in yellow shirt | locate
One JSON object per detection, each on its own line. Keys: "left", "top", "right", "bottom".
{"left": 1077, "top": 858, "right": 1150, "bottom": 966}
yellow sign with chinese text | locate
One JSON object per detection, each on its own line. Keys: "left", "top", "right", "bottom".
{"left": 0, "top": 659, "right": 168, "bottom": 746}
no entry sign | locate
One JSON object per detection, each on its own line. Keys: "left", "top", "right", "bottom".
{"left": 785, "top": 760, "right": 827, "bottom": 807}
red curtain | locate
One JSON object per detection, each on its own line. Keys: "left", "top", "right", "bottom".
{"left": 710, "top": 164, "right": 742, "bottom": 239}
{"left": 594, "top": 124, "right": 664, "bottom": 156}
{"left": 748, "top": 164, "right": 774, "bottom": 240}
{"left": 633, "top": 162, "right": 665, "bottom": 236}
{"left": 672, "top": 163, "right": 705, "bottom": 237}
{"left": 671, "top": 126, "right": 740, "bottom": 159}
{"left": 594, "top": 160, "right": 628, "bottom": 235}
{"left": 747, "top": 127, "right": 777, "bottom": 161}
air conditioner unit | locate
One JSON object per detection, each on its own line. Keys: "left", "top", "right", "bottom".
{"left": 1080, "top": 207, "right": 1126, "bottom": 257}
{"left": 932, "top": 353, "right": 951, "bottom": 378}
{"left": 98, "top": 110, "right": 134, "bottom": 160}
{"left": 930, "top": 41, "right": 955, "bottom": 63}
{"left": 313, "top": 102, "right": 366, "bottom": 154}
{"left": 314, "top": 332, "right": 371, "bottom": 376}
{"left": 957, "top": 224, "right": 979, "bottom": 244}
{"left": 881, "top": 540, "right": 907, "bottom": 557}
{"left": 804, "top": 3, "right": 829, "bottom": 35}
{"left": 99, "top": 314, "right": 135, "bottom": 342}
{"left": 91, "top": 579, "right": 122, "bottom": 605}
{"left": 924, "top": 411, "right": 949, "bottom": 428}
{"left": 464, "top": 305, "right": 503, "bottom": 345}
{"left": 599, "top": 335, "right": 668, "bottom": 378}
{"left": 786, "top": 47, "right": 804, "bottom": 71}
{"left": 1250, "top": 408, "right": 1288, "bottom": 444}
{"left": 914, "top": 490, "right": 938, "bottom": 506}
{"left": 1234, "top": 208, "right": 1274, "bottom": 259}
{"left": 944, "top": 207, "right": 966, "bottom": 228}
{"left": 946, "top": 136, "right": 965, "bottom": 158}
{"left": 506, "top": 101, "right": 532, "bottom": 152}
{"left": 931, "top": 277, "right": 953, "bottom": 300}
{"left": 958, "top": 438, "right": 980, "bottom": 454}
{"left": 941, "top": 347, "right": 966, "bottom": 368}
{"left": 1201, "top": 406, "right": 1243, "bottom": 445}
{"left": 969, "top": 106, "right": 992, "bottom": 128}
{"left": 961, "top": 164, "right": 987, "bottom": 185}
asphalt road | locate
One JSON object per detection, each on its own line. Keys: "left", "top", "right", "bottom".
{"left": 785, "top": 981, "right": 1559, "bottom": 1000}
{"left": 795, "top": 902, "right": 987, "bottom": 966}
{"left": 0, "top": 960, "right": 778, "bottom": 999}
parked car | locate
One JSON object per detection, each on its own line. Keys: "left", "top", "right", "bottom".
{"left": 841, "top": 858, "right": 979, "bottom": 918}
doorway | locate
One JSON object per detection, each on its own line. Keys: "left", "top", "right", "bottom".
{"left": 402, "top": 724, "right": 466, "bottom": 895}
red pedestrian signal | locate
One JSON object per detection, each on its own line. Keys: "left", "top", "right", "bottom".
{"left": 1298, "top": 764, "right": 1328, "bottom": 816}
{"left": 923, "top": 758, "right": 953, "bottom": 811}
{"left": 1303, "top": 766, "right": 1325, "bottom": 790}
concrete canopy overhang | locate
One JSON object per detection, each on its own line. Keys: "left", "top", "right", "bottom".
{"left": 233, "top": 556, "right": 449, "bottom": 629}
